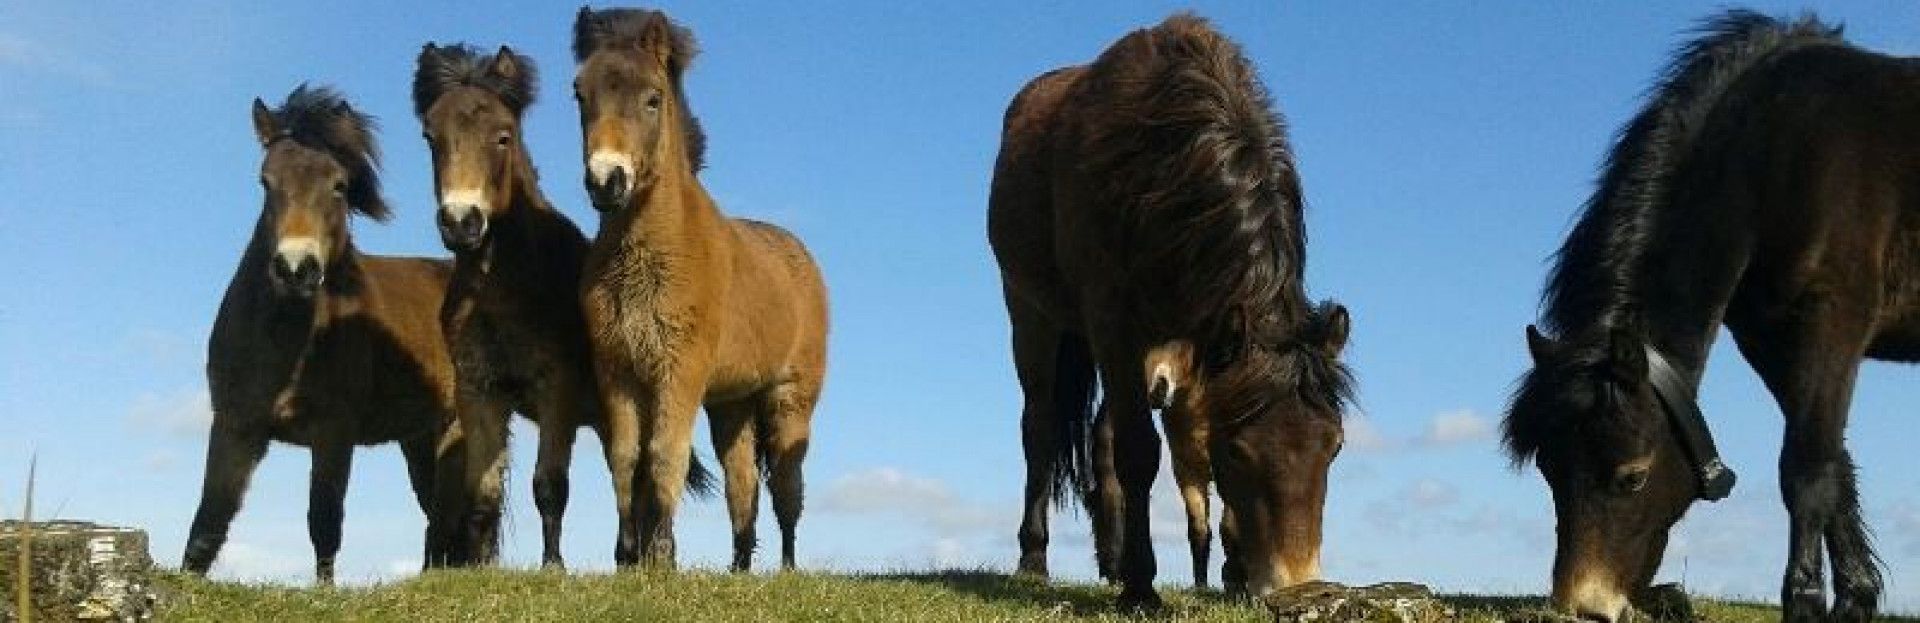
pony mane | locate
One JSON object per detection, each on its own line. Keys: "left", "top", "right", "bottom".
{"left": 573, "top": 6, "right": 707, "bottom": 172}
{"left": 413, "top": 43, "right": 538, "bottom": 118}
{"left": 269, "top": 84, "right": 390, "bottom": 221}
{"left": 1539, "top": 10, "right": 1840, "bottom": 337}
{"left": 1510, "top": 10, "right": 1841, "bottom": 465}
{"left": 1082, "top": 12, "right": 1307, "bottom": 348}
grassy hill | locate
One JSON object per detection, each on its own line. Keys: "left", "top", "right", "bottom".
{"left": 146, "top": 568, "right": 1847, "bottom": 622}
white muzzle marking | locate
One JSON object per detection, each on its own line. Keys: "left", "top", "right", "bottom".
{"left": 440, "top": 188, "right": 487, "bottom": 220}
{"left": 275, "top": 236, "right": 324, "bottom": 270}
{"left": 588, "top": 151, "right": 634, "bottom": 192}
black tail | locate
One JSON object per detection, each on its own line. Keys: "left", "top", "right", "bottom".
{"left": 1542, "top": 10, "right": 1841, "bottom": 333}
{"left": 684, "top": 450, "right": 718, "bottom": 500}
{"left": 1047, "top": 333, "right": 1098, "bottom": 508}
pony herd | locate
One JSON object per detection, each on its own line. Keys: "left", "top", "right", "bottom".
{"left": 179, "top": 6, "right": 1916, "bottom": 623}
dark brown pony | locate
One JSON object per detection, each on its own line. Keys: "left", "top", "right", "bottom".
{"left": 1503, "top": 10, "right": 1914, "bottom": 622}
{"left": 412, "top": 42, "right": 713, "bottom": 568}
{"left": 185, "top": 85, "right": 457, "bottom": 585}
{"left": 989, "top": 14, "right": 1353, "bottom": 608}
{"left": 572, "top": 7, "right": 830, "bottom": 571}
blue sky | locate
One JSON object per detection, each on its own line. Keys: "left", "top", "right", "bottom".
{"left": 3, "top": 0, "right": 1918, "bottom": 611}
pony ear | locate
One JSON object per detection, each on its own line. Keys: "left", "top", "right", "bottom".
{"left": 1317, "top": 303, "right": 1351, "bottom": 356}
{"left": 251, "top": 97, "right": 277, "bottom": 147}
{"left": 1608, "top": 325, "right": 1648, "bottom": 383}
{"left": 639, "top": 11, "right": 684, "bottom": 75}
{"left": 489, "top": 45, "right": 523, "bottom": 83}
{"left": 1525, "top": 325, "right": 1557, "bottom": 363}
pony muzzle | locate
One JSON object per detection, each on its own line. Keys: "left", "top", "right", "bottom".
{"left": 269, "top": 238, "right": 325, "bottom": 298}
{"left": 1148, "top": 363, "right": 1178, "bottom": 409}
{"left": 587, "top": 151, "right": 635, "bottom": 211}
{"left": 437, "top": 193, "right": 488, "bottom": 251}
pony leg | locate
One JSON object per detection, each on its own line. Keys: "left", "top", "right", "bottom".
{"left": 427, "top": 415, "right": 469, "bottom": 568}
{"left": 306, "top": 440, "right": 353, "bottom": 587}
{"left": 1008, "top": 309, "right": 1070, "bottom": 578}
{"left": 397, "top": 433, "right": 443, "bottom": 569}
{"left": 1733, "top": 311, "right": 1881, "bottom": 622}
{"left": 1092, "top": 343, "right": 1162, "bottom": 611}
{"left": 637, "top": 380, "right": 704, "bottom": 568}
{"left": 1219, "top": 504, "right": 1246, "bottom": 596}
{"left": 182, "top": 420, "right": 269, "bottom": 575}
{"left": 762, "top": 380, "right": 820, "bottom": 570}
{"left": 1165, "top": 410, "right": 1213, "bottom": 588}
{"left": 594, "top": 378, "right": 645, "bottom": 567}
{"left": 458, "top": 393, "right": 513, "bottom": 566}
{"left": 705, "top": 399, "right": 762, "bottom": 572}
{"left": 1089, "top": 401, "right": 1121, "bottom": 584}
{"left": 531, "top": 402, "right": 581, "bottom": 570}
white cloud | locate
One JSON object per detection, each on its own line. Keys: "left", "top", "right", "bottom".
{"left": 1405, "top": 479, "right": 1459, "bottom": 510}
{"left": 1416, "top": 409, "right": 1494, "bottom": 447}
{"left": 212, "top": 541, "right": 308, "bottom": 582}
{"left": 126, "top": 388, "right": 211, "bottom": 437}
{"left": 0, "top": 32, "right": 112, "bottom": 85}
{"left": 930, "top": 538, "right": 969, "bottom": 568}
{"left": 818, "top": 467, "right": 1005, "bottom": 537}
{"left": 1344, "top": 416, "right": 1395, "bottom": 452}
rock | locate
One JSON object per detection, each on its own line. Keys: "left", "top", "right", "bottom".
{"left": 1265, "top": 580, "right": 1457, "bottom": 622}
{"left": 0, "top": 520, "right": 159, "bottom": 622}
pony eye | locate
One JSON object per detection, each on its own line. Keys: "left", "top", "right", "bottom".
{"left": 645, "top": 93, "right": 662, "bottom": 111}
{"left": 1614, "top": 465, "right": 1650, "bottom": 494}
{"left": 495, "top": 131, "right": 511, "bottom": 147}
{"left": 331, "top": 181, "right": 346, "bottom": 196}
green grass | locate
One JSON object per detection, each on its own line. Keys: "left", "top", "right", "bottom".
{"left": 148, "top": 568, "right": 1898, "bottom": 622}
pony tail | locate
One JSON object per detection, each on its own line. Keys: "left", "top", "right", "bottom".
{"left": 1048, "top": 333, "right": 1098, "bottom": 508}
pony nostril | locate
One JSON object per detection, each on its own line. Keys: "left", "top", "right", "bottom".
{"left": 458, "top": 210, "right": 484, "bottom": 238}
{"left": 607, "top": 166, "right": 628, "bottom": 193}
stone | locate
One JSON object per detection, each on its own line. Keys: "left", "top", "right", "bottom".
{"left": 0, "top": 520, "right": 159, "bottom": 622}
{"left": 1265, "top": 580, "right": 1457, "bottom": 622}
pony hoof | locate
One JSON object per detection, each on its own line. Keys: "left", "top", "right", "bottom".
{"left": 1116, "top": 587, "right": 1163, "bottom": 613}
{"left": 1015, "top": 555, "right": 1048, "bottom": 579}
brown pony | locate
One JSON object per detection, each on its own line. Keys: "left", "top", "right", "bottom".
{"left": 411, "top": 42, "right": 714, "bottom": 569}
{"left": 1504, "top": 11, "right": 1913, "bottom": 622}
{"left": 185, "top": 85, "right": 458, "bottom": 585}
{"left": 989, "top": 14, "right": 1353, "bottom": 609}
{"left": 572, "top": 7, "right": 830, "bottom": 571}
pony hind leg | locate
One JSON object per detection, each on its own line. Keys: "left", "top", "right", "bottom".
{"left": 760, "top": 379, "right": 821, "bottom": 570}
{"left": 530, "top": 391, "right": 584, "bottom": 570}
{"left": 306, "top": 439, "right": 354, "bottom": 586}
{"left": 1006, "top": 302, "right": 1084, "bottom": 578}
{"left": 397, "top": 432, "right": 447, "bottom": 569}
{"left": 183, "top": 419, "right": 270, "bottom": 575}
{"left": 705, "top": 397, "right": 763, "bottom": 572}
{"left": 1731, "top": 306, "right": 1882, "bottom": 622}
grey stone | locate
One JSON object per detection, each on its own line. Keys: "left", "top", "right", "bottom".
{"left": 1265, "top": 580, "right": 1457, "bottom": 622}
{"left": 0, "top": 520, "right": 158, "bottom": 622}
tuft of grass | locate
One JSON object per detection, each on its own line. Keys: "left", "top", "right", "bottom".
{"left": 147, "top": 567, "right": 1920, "bottom": 622}
{"left": 13, "top": 454, "right": 33, "bottom": 623}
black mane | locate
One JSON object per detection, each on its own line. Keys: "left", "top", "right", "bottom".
{"left": 1539, "top": 10, "right": 1840, "bottom": 337}
{"left": 270, "top": 84, "right": 389, "bottom": 221}
{"left": 413, "top": 43, "right": 538, "bottom": 118}
{"left": 572, "top": 6, "right": 708, "bottom": 172}
{"left": 1507, "top": 10, "right": 1842, "bottom": 464}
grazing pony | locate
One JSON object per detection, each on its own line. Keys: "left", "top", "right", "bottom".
{"left": 989, "top": 14, "right": 1353, "bottom": 608}
{"left": 1503, "top": 10, "right": 1914, "bottom": 622}
{"left": 572, "top": 7, "right": 830, "bottom": 571}
{"left": 185, "top": 85, "right": 457, "bottom": 585}
{"left": 412, "top": 43, "right": 713, "bottom": 568}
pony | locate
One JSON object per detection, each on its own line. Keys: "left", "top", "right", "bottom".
{"left": 988, "top": 13, "right": 1354, "bottom": 608}
{"left": 412, "top": 42, "right": 713, "bottom": 568}
{"left": 185, "top": 85, "right": 459, "bottom": 585}
{"left": 572, "top": 7, "right": 830, "bottom": 572}
{"left": 1502, "top": 10, "right": 1915, "bottom": 622}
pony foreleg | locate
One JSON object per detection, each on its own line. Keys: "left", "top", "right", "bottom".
{"left": 397, "top": 433, "right": 444, "bottom": 569}
{"left": 637, "top": 382, "right": 704, "bottom": 569}
{"left": 182, "top": 420, "right": 269, "bottom": 575}
{"left": 458, "top": 394, "right": 512, "bottom": 566}
{"left": 1166, "top": 419, "right": 1212, "bottom": 588}
{"left": 306, "top": 440, "right": 353, "bottom": 587}
{"left": 597, "top": 381, "right": 644, "bottom": 567}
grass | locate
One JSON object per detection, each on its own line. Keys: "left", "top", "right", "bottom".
{"left": 147, "top": 567, "right": 1894, "bottom": 622}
